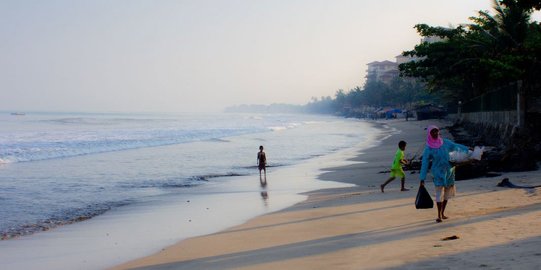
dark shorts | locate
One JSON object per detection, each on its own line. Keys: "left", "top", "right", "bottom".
{"left": 259, "top": 164, "right": 266, "bottom": 170}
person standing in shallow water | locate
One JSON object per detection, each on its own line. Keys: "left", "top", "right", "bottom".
{"left": 381, "top": 140, "right": 409, "bottom": 193}
{"left": 419, "top": 125, "right": 469, "bottom": 223}
{"left": 257, "top": 145, "right": 267, "bottom": 179}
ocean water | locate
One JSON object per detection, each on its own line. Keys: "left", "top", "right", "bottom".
{"left": 0, "top": 112, "right": 381, "bottom": 240}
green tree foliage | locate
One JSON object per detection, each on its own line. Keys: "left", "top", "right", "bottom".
{"left": 305, "top": 96, "right": 336, "bottom": 114}
{"left": 400, "top": 0, "right": 541, "bottom": 103}
{"left": 502, "top": 0, "right": 541, "bottom": 11}
{"left": 305, "top": 0, "right": 541, "bottom": 116}
{"left": 304, "top": 77, "right": 441, "bottom": 115}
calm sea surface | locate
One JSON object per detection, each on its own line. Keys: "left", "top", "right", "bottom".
{"left": 0, "top": 112, "right": 380, "bottom": 239}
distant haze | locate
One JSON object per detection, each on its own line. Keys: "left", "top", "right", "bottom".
{"left": 1, "top": 0, "right": 536, "bottom": 113}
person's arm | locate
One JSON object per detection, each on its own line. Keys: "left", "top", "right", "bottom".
{"left": 398, "top": 150, "right": 407, "bottom": 165}
{"left": 400, "top": 157, "right": 408, "bottom": 165}
{"left": 445, "top": 139, "right": 469, "bottom": 153}
{"left": 419, "top": 147, "right": 430, "bottom": 185}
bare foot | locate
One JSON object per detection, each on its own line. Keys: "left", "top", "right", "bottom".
{"left": 380, "top": 185, "right": 384, "bottom": 193}
{"left": 401, "top": 188, "right": 409, "bottom": 191}
{"left": 442, "top": 215, "right": 448, "bottom": 219}
{"left": 436, "top": 218, "right": 442, "bottom": 223}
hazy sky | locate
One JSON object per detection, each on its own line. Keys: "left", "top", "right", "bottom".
{"left": 1, "top": 0, "right": 537, "bottom": 113}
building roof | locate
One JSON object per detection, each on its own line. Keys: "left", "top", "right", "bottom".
{"left": 366, "top": 60, "right": 396, "bottom": 66}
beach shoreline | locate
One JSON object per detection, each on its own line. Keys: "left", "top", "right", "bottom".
{"left": 0, "top": 115, "right": 388, "bottom": 270}
{"left": 112, "top": 119, "right": 541, "bottom": 270}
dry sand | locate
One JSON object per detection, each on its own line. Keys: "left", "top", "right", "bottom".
{"left": 112, "top": 119, "right": 541, "bottom": 270}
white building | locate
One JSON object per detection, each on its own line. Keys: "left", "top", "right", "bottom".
{"left": 395, "top": 54, "right": 414, "bottom": 65}
{"left": 365, "top": 60, "right": 398, "bottom": 85}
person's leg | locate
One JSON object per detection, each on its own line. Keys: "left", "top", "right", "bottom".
{"left": 435, "top": 186, "right": 443, "bottom": 222}
{"left": 381, "top": 177, "right": 395, "bottom": 193}
{"left": 436, "top": 202, "right": 443, "bottom": 222}
{"left": 441, "top": 185, "right": 455, "bottom": 219}
{"left": 441, "top": 200, "right": 448, "bottom": 219}
{"left": 400, "top": 178, "right": 409, "bottom": 191}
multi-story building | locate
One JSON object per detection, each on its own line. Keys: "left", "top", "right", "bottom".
{"left": 366, "top": 36, "right": 441, "bottom": 85}
{"left": 365, "top": 54, "right": 419, "bottom": 85}
{"left": 395, "top": 54, "right": 413, "bottom": 65}
{"left": 365, "top": 60, "right": 398, "bottom": 85}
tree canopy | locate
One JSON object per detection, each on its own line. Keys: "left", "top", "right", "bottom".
{"left": 291, "top": 0, "right": 541, "bottom": 116}
{"left": 400, "top": 0, "right": 541, "bottom": 103}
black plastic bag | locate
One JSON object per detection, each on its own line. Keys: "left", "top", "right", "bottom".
{"left": 415, "top": 185, "right": 434, "bottom": 209}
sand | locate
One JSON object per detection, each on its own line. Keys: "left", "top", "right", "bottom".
{"left": 111, "top": 119, "right": 541, "bottom": 270}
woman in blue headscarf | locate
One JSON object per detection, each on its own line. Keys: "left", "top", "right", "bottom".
{"left": 420, "top": 125, "right": 469, "bottom": 223}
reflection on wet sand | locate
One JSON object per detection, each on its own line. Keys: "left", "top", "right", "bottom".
{"left": 260, "top": 176, "right": 268, "bottom": 205}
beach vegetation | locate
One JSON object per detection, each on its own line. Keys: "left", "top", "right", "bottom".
{"left": 227, "top": 0, "right": 541, "bottom": 119}
{"left": 302, "top": 76, "right": 442, "bottom": 116}
{"left": 301, "top": 0, "right": 541, "bottom": 119}
{"left": 399, "top": 0, "right": 541, "bottom": 104}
